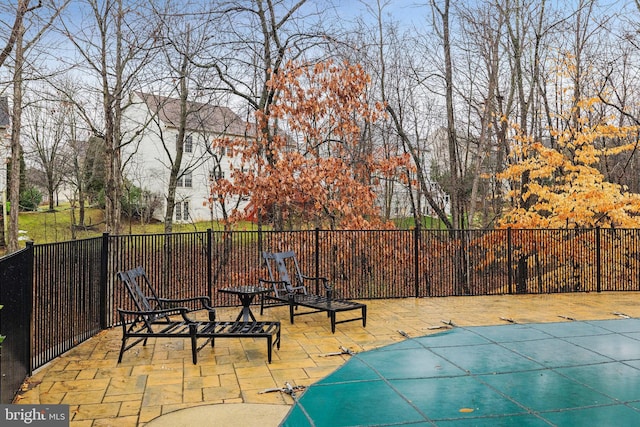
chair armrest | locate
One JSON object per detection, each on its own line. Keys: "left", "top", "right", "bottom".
{"left": 259, "top": 278, "right": 304, "bottom": 298}
{"left": 157, "top": 296, "right": 215, "bottom": 311}
{"left": 299, "top": 274, "right": 327, "bottom": 280}
{"left": 258, "top": 278, "right": 283, "bottom": 285}
{"left": 117, "top": 307, "right": 194, "bottom": 323}
{"left": 300, "top": 274, "right": 329, "bottom": 284}
{"left": 300, "top": 275, "right": 332, "bottom": 294}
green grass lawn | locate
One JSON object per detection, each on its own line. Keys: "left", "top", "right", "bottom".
{"left": 6, "top": 204, "right": 435, "bottom": 248}
{"left": 392, "top": 215, "right": 447, "bottom": 229}
{"left": 16, "top": 205, "right": 106, "bottom": 243}
{"left": 8, "top": 203, "right": 257, "bottom": 246}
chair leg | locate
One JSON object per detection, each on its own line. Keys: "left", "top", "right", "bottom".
{"left": 189, "top": 324, "right": 198, "bottom": 364}
{"left": 331, "top": 312, "right": 336, "bottom": 333}
{"left": 289, "top": 302, "right": 295, "bottom": 324}
{"left": 362, "top": 306, "right": 367, "bottom": 327}
{"left": 288, "top": 295, "right": 296, "bottom": 324}
{"left": 118, "top": 337, "right": 127, "bottom": 363}
{"left": 267, "top": 336, "right": 272, "bottom": 363}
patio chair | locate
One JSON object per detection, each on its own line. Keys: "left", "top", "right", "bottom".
{"left": 116, "top": 266, "right": 280, "bottom": 363}
{"left": 259, "top": 251, "right": 366, "bottom": 333}
{"left": 116, "top": 266, "right": 216, "bottom": 322}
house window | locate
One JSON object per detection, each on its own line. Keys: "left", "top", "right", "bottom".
{"left": 176, "top": 134, "right": 193, "bottom": 153}
{"left": 177, "top": 171, "right": 192, "bottom": 188}
{"left": 209, "top": 169, "right": 224, "bottom": 180}
{"left": 175, "top": 201, "right": 189, "bottom": 221}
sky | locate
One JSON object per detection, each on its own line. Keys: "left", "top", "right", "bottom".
{"left": 327, "top": 0, "right": 431, "bottom": 30}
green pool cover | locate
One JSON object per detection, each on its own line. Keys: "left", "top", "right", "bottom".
{"left": 281, "top": 319, "right": 640, "bottom": 426}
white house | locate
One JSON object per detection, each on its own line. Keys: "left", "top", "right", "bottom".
{"left": 378, "top": 127, "right": 451, "bottom": 220}
{"left": 122, "top": 93, "right": 254, "bottom": 223}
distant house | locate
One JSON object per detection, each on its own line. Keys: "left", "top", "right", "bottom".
{"left": 122, "top": 93, "right": 255, "bottom": 223}
{"left": 382, "top": 127, "right": 451, "bottom": 219}
{"left": 0, "top": 96, "right": 8, "bottom": 131}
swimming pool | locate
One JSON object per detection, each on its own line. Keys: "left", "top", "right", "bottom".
{"left": 281, "top": 319, "right": 640, "bottom": 426}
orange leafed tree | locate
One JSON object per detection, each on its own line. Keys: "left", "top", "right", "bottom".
{"left": 498, "top": 97, "right": 640, "bottom": 229}
{"left": 211, "top": 60, "right": 411, "bottom": 230}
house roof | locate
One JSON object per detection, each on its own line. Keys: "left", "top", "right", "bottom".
{"left": 137, "top": 92, "right": 256, "bottom": 137}
{"left": 0, "top": 96, "right": 9, "bottom": 129}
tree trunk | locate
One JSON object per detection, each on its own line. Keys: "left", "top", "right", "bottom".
{"left": 467, "top": 10, "right": 502, "bottom": 227}
{"left": 48, "top": 176, "right": 54, "bottom": 211}
{"left": 163, "top": 44, "right": 190, "bottom": 233}
{"left": 8, "top": 21, "right": 25, "bottom": 253}
{"left": 439, "top": 0, "right": 463, "bottom": 230}
{"left": 0, "top": 0, "right": 32, "bottom": 69}
{"left": 102, "top": 0, "right": 126, "bottom": 235}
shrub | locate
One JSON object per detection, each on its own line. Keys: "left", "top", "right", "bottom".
{"left": 122, "top": 183, "right": 161, "bottom": 222}
{"left": 19, "top": 187, "right": 43, "bottom": 211}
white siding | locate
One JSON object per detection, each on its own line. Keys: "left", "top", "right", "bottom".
{"left": 122, "top": 94, "right": 249, "bottom": 223}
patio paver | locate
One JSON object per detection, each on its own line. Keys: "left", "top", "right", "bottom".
{"left": 14, "top": 292, "right": 640, "bottom": 426}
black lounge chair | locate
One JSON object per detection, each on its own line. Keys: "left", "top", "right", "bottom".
{"left": 259, "top": 251, "right": 366, "bottom": 333}
{"left": 116, "top": 266, "right": 280, "bottom": 363}
{"left": 117, "top": 266, "right": 216, "bottom": 321}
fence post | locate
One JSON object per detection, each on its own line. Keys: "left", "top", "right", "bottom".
{"left": 507, "top": 228, "right": 513, "bottom": 295}
{"left": 315, "top": 227, "right": 320, "bottom": 295}
{"left": 207, "top": 229, "right": 213, "bottom": 298}
{"left": 99, "top": 232, "right": 109, "bottom": 329}
{"left": 257, "top": 222, "right": 263, "bottom": 256}
{"left": 596, "top": 227, "right": 601, "bottom": 293}
{"left": 25, "top": 241, "right": 34, "bottom": 375}
{"left": 414, "top": 227, "right": 420, "bottom": 298}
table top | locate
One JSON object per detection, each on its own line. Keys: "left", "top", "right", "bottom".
{"left": 219, "top": 286, "right": 271, "bottom": 296}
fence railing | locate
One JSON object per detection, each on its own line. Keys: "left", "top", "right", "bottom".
{"left": 32, "top": 237, "right": 104, "bottom": 370}
{"left": 2, "top": 227, "right": 640, "bottom": 402}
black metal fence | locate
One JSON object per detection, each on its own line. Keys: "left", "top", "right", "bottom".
{"left": 2, "top": 227, "right": 640, "bottom": 403}
{"left": 0, "top": 245, "right": 33, "bottom": 404}
{"left": 32, "top": 237, "right": 105, "bottom": 370}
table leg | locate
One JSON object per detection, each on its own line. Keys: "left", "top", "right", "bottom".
{"left": 235, "top": 306, "right": 257, "bottom": 322}
{"left": 236, "top": 294, "right": 257, "bottom": 322}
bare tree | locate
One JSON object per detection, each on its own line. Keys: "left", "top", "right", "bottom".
{"left": 118, "top": 2, "right": 242, "bottom": 232}
{"left": 5, "top": 0, "right": 66, "bottom": 252}
{"left": 427, "top": 0, "right": 469, "bottom": 230}
{"left": 454, "top": 1, "right": 505, "bottom": 228}
{"left": 22, "top": 94, "right": 71, "bottom": 211}
{"left": 0, "top": 0, "right": 40, "bottom": 69}
{"left": 57, "top": 0, "right": 159, "bottom": 234}
{"left": 150, "top": 7, "right": 217, "bottom": 233}
{"left": 61, "top": 81, "right": 93, "bottom": 227}
{"left": 6, "top": 12, "right": 25, "bottom": 252}
{"left": 193, "top": 0, "right": 335, "bottom": 230}
{"left": 335, "top": 1, "right": 449, "bottom": 228}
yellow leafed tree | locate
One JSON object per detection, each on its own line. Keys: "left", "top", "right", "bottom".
{"left": 498, "top": 97, "right": 640, "bottom": 229}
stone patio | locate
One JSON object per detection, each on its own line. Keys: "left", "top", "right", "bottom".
{"left": 15, "top": 293, "right": 640, "bottom": 426}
